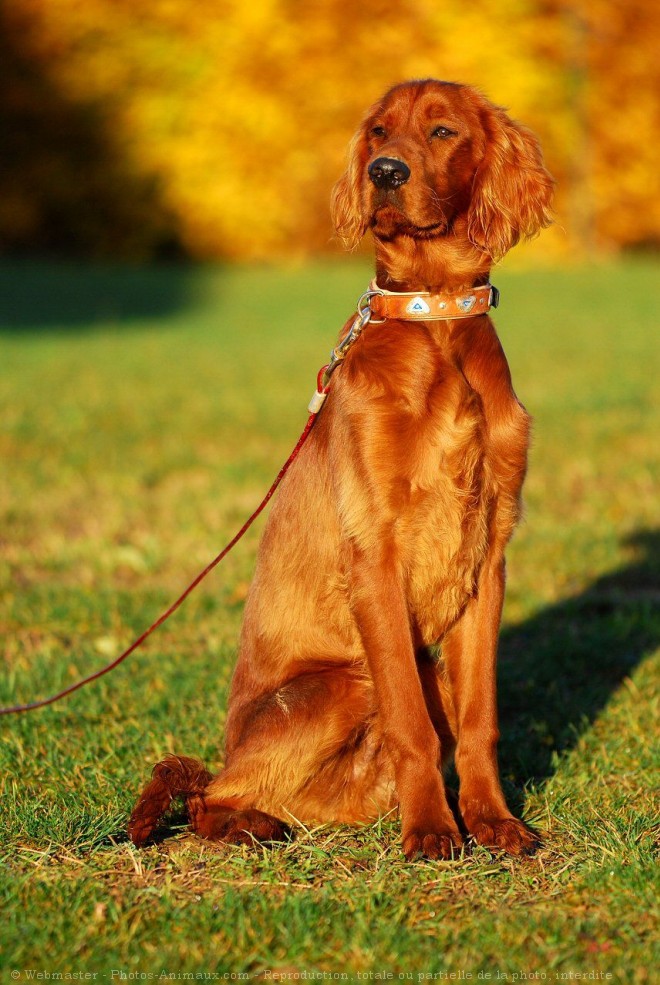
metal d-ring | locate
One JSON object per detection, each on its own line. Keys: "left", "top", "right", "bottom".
{"left": 320, "top": 287, "right": 385, "bottom": 388}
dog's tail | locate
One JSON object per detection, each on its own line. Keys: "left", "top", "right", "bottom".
{"left": 127, "top": 754, "right": 214, "bottom": 847}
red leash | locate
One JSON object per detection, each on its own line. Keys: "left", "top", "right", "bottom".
{"left": 0, "top": 290, "right": 375, "bottom": 717}
{"left": 0, "top": 386, "right": 328, "bottom": 716}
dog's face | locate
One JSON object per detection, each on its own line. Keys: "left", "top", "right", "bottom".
{"left": 332, "top": 80, "right": 554, "bottom": 263}
{"left": 363, "top": 81, "right": 488, "bottom": 244}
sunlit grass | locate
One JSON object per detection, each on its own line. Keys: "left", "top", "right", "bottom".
{"left": 0, "top": 258, "right": 658, "bottom": 979}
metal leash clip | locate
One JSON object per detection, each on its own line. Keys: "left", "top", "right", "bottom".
{"left": 307, "top": 288, "right": 383, "bottom": 414}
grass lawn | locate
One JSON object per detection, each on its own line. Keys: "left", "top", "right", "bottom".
{"left": 0, "top": 257, "right": 658, "bottom": 981}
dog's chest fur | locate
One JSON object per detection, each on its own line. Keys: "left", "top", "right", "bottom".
{"left": 333, "top": 319, "right": 527, "bottom": 645}
{"left": 238, "top": 317, "right": 528, "bottom": 680}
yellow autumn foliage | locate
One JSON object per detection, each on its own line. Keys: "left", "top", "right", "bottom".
{"left": 1, "top": 0, "right": 658, "bottom": 260}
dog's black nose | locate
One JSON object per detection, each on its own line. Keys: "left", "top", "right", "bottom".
{"left": 368, "top": 157, "right": 411, "bottom": 190}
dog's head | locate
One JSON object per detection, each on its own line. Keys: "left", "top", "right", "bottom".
{"left": 331, "top": 80, "right": 554, "bottom": 263}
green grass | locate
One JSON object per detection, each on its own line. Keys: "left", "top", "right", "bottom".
{"left": 0, "top": 257, "right": 658, "bottom": 981}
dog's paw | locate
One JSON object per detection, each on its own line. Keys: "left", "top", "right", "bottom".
{"left": 188, "top": 798, "right": 290, "bottom": 846}
{"left": 127, "top": 778, "right": 173, "bottom": 847}
{"left": 127, "top": 810, "right": 159, "bottom": 848}
{"left": 402, "top": 827, "right": 464, "bottom": 861}
{"left": 467, "top": 815, "right": 540, "bottom": 856}
{"left": 218, "top": 809, "right": 291, "bottom": 846}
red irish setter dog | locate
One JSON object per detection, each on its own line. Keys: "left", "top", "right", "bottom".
{"left": 129, "top": 80, "right": 553, "bottom": 859}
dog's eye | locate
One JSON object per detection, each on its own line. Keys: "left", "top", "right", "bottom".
{"left": 431, "top": 126, "right": 456, "bottom": 139}
{"left": 370, "top": 126, "right": 387, "bottom": 138}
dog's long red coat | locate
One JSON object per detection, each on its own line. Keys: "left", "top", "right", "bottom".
{"left": 129, "top": 80, "right": 554, "bottom": 859}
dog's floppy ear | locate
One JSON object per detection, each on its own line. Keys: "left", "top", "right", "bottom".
{"left": 331, "top": 122, "right": 371, "bottom": 250}
{"left": 468, "top": 104, "right": 554, "bottom": 261}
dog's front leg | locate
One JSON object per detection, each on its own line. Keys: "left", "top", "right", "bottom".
{"left": 442, "top": 554, "right": 539, "bottom": 855}
{"left": 350, "top": 545, "right": 463, "bottom": 860}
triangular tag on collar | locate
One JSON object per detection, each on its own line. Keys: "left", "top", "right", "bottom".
{"left": 456, "top": 294, "right": 477, "bottom": 313}
{"left": 406, "top": 296, "right": 431, "bottom": 315}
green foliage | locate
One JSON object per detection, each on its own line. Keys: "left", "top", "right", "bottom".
{"left": 0, "top": 259, "right": 658, "bottom": 977}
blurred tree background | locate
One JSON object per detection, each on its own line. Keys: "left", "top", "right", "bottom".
{"left": 1, "top": 0, "right": 658, "bottom": 262}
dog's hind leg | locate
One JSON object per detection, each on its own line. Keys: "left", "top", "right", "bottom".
{"left": 187, "top": 666, "right": 384, "bottom": 839}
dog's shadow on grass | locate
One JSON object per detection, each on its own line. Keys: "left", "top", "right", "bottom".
{"left": 497, "top": 527, "right": 660, "bottom": 800}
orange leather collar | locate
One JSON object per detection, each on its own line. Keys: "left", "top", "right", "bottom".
{"left": 368, "top": 281, "right": 499, "bottom": 321}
